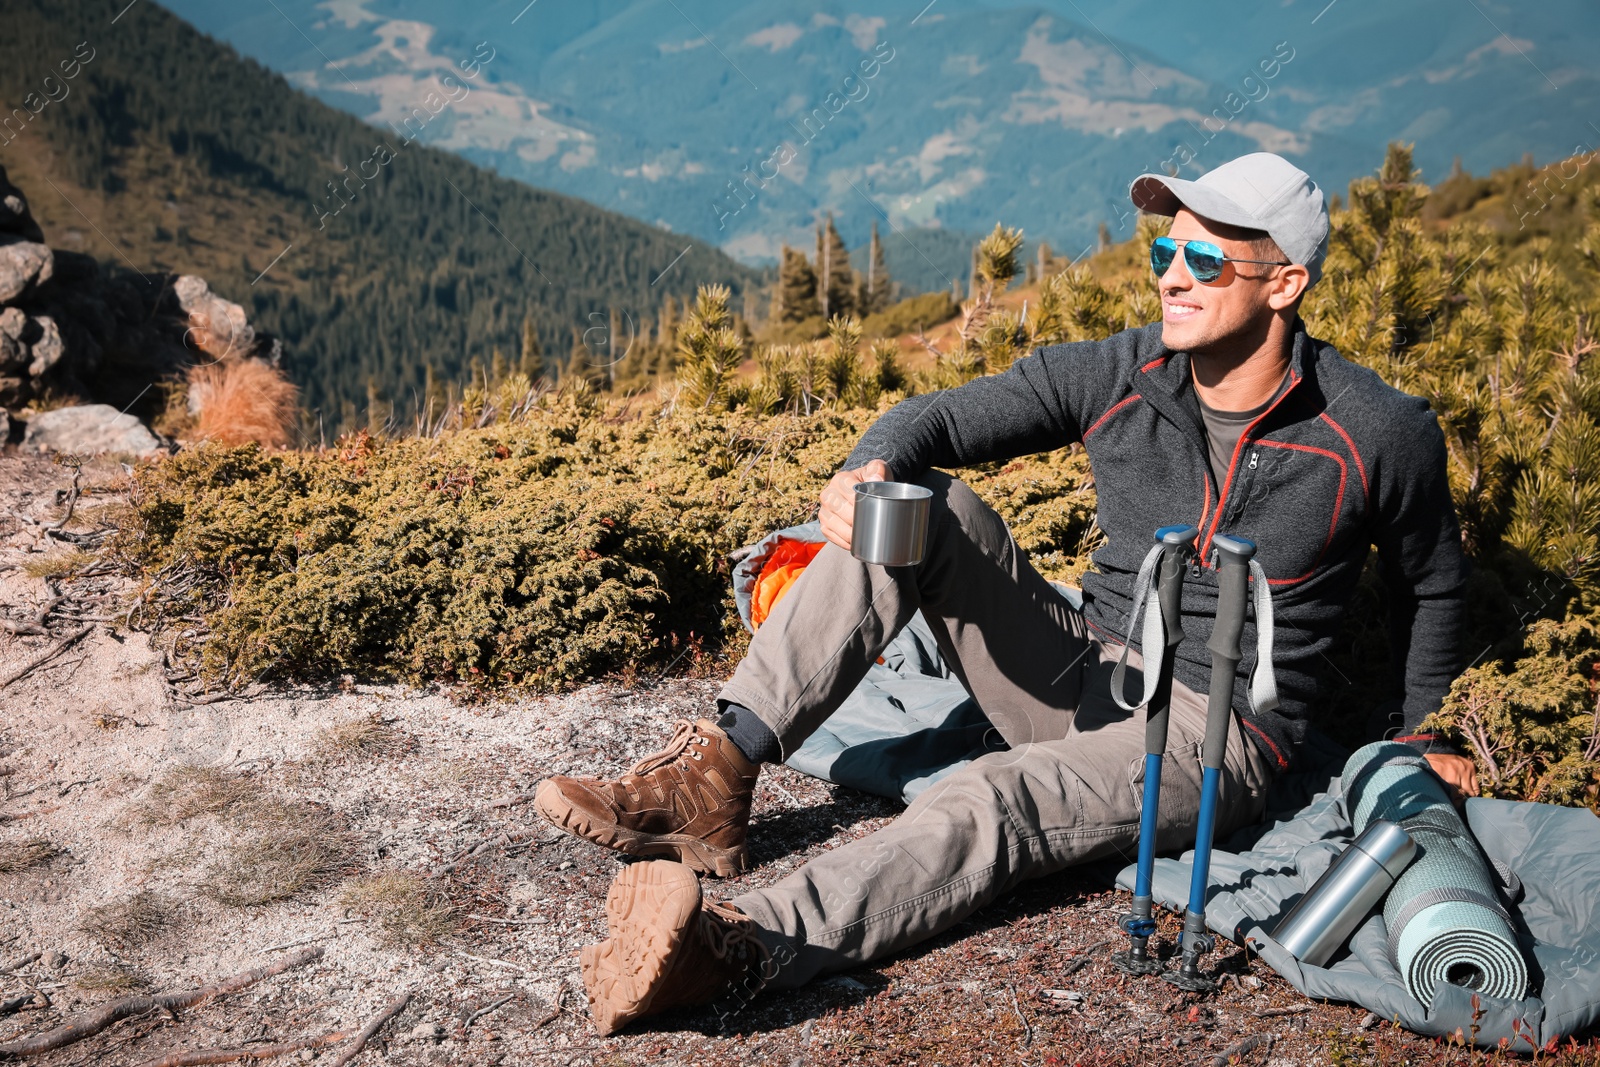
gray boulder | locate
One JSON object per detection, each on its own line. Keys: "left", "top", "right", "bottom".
{"left": 22, "top": 403, "right": 163, "bottom": 455}
{"left": 0, "top": 241, "right": 53, "bottom": 303}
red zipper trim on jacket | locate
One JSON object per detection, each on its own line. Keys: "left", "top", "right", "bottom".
{"left": 1318, "top": 411, "right": 1369, "bottom": 500}
{"left": 1196, "top": 471, "right": 1212, "bottom": 538}
{"left": 1084, "top": 393, "right": 1143, "bottom": 439}
{"left": 1240, "top": 717, "right": 1290, "bottom": 770}
{"left": 1140, "top": 356, "right": 1169, "bottom": 373}
{"left": 1255, "top": 439, "right": 1347, "bottom": 585}
{"left": 1200, "top": 371, "right": 1301, "bottom": 560}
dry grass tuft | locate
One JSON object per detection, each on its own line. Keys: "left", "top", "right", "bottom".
{"left": 200, "top": 800, "right": 354, "bottom": 907}
{"left": 135, "top": 765, "right": 256, "bottom": 825}
{"left": 313, "top": 713, "right": 416, "bottom": 761}
{"left": 340, "top": 871, "right": 457, "bottom": 947}
{"left": 0, "top": 837, "right": 60, "bottom": 873}
{"left": 75, "top": 963, "right": 152, "bottom": 993}
{"left": 80, "top": 890, "right": 178, "bottom": 950}
{"left": 187, "top": 358, "right": 299, "bottom": 448}
{"left": 20, "top": 549, "right": 98, "bottom": 579}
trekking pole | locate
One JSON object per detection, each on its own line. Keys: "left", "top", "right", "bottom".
{"left": 1166, "top": 533, "right": 1255, "bottom": 994}
{"left": 1110, "top": 523, "right": 1198, "bottom": 977}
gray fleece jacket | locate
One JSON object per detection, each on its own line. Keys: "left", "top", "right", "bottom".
{"left": 841, "top": 319, "right": 1469, "bottom": 772}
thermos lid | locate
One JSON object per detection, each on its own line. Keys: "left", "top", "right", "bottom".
{"left": 1350, "top": 819, "right": 1417, "bottom": 881}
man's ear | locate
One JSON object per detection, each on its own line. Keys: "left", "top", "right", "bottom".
{"left": 1267, "top": 263, "right": 1310, "bottom": 311}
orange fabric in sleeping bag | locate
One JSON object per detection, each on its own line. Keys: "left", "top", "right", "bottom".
{"left": 751, "top": 538, "right": 825, "bottom": 629}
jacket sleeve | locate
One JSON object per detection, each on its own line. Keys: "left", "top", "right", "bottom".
{"left": 1370, "top": 400, "right": 1470, "bottom": 755}
{"left": 840, "top": 341, "right": 1102, "bottom": 478}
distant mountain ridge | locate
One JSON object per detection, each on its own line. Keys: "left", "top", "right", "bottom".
{"left": 156, "top": 0, "right": 1600, "bottom": 280}
{"left": 0, "top": 0, "right": 761, "bottom": 422}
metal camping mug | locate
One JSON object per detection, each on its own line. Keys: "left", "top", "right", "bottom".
{"left": 851, "top": 481, "right": 932, "bottom": 566}
{"left": 1271, "top": 820, "right": 1417, "bottom": 967}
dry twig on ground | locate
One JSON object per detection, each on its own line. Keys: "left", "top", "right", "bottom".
{"left": 127, "top": 1027, "right": 355, "bottom": 1067}
{"left": 0, "top": 994, "right": 46, "bottom": 1019}
{"left": 462, "top": 993, "right": 516, "bottom": 1028}
{"left": 434, "top": 829, "right": 539, "bottom": 877}
{"left": 0, "top": 626, "right": 93, "bottom": 691}
{"left": 1210, "top": 1032, "right": 1274, "bottom": 1065}
{"left": 0, "top": 953, "right": 40, "bottom": 976}
{"left": 0, "top": 947, "right": 322, "bottom": 1059}
{"left": 327, "top": 990, "right": 413, "bottom": 1067}
{"left": 1254, "top": 1004, "right": 1313, "bottom": 1018}
{"left": 0, "top": 597, "right": 61, "bottom": 637}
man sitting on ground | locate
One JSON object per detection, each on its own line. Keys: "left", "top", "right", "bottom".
{"left": 534, "top": 152, "right": 1475, "bottom": 1035}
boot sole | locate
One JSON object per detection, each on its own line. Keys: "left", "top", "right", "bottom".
{"left": 533, "top": 779, "right": 749, "bottom": 878}
{"left": 581, "top": 861, "right": 701, "bottom": 1036}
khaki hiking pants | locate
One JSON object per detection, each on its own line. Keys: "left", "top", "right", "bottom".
{"left": 717, "top": 470, "right": 1274, "bottom": 990}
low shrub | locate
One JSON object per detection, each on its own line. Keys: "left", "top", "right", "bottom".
{"left": 118, "top": 392, "right": 1096, "bottom": 696}
{"left": 116, "top": 144, "right": 1600, "bottom": 809}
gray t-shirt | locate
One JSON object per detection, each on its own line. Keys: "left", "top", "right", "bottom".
{"left": 1195, "top": 376, "right": 1289, "bottom": 494}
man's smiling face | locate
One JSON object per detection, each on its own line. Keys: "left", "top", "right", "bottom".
{"left": 1159, "top": 208, "right": 1286, "bottom": 354}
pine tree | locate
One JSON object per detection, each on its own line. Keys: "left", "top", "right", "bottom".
{"left": 519, "top": 314, "right": 543, "bottom": 380}
{"left": 821, "top": 315, "right": 862, "bottom": 402}
{"left": 675, "top": 285, "right": 746, "bottom": 411}
{"left": 822, "top": 215, "right": 856, "bottom": 319}
{"left": 815, "top": 224, "right": 829, "bottom": 318}
{"left": 776, "top": 245, "right": 821, "bottom": 324}
{"left": 560, "top": 326, "right": 603, "bottom": 391}
{"left": 864, "top": 220, "right": 892, "bottom": 315}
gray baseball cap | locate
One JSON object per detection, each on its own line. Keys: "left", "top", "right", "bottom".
{"left": 1129, "top": 153, "right": 1329, "bottom": 286}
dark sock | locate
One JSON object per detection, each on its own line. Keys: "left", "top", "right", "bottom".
{"left": 716, "top": 703, "right": 780, "bottom": 766}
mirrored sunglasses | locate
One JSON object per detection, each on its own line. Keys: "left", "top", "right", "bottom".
{"left": 1149, "top": 236, "right": 1290, "bottom": 284}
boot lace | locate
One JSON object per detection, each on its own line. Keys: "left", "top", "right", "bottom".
{"left": 700, "top": 901, "right": 773, "bottom": 974}
{"left": 626, "top": 718, "right": 701, "bottom": 776}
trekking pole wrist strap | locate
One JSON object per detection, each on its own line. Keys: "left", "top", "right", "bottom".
{"left": 1110, "top": 547, "right": 1280, "bottom": 715}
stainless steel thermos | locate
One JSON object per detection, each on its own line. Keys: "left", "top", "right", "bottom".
{"left": 1271, "top": 820, "right": 1416, "bottom": 967}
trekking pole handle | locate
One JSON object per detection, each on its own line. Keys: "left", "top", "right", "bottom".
{"left": 1146, "top": 525, "right": 1198, "bottom": 753}
{"left": 1155, "top": 525, "right": 1197, "bottom": 649}
{"left": 1201, "top": 534, "right": 1255, "bottom": 771}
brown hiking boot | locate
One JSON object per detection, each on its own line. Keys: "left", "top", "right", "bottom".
{"left": 534, "top": 718, "right": 758, "bottom": 876}
{"left": 582, "top": 860, "right": 773, "bottom": 1036}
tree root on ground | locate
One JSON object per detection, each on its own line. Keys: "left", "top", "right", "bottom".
{"left": 0, "top": 947, "right": 322, "bottom": 1060}
{"left": 126, "top": 1027, "right": 354, "bottom": 1067}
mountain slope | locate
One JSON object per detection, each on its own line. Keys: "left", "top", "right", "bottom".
{"left": 0, "top": 0, "right": 761, "bottom": 421}
{"left": 154, "top": 0, "right": 1599, "bottom": 273}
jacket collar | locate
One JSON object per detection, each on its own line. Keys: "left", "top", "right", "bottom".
{"left": 1138, "top": 317, "right": 1318, "bottom": 435}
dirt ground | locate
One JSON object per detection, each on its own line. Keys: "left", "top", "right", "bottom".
{"left": 1, "top": 452, "right": 1596, "bottom": 1066}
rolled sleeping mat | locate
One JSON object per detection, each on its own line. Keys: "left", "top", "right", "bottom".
{"left": 1342, "top": 742, "right": 1527, "bottom": 1008}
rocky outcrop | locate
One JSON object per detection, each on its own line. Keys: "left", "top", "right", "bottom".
{"left": 0, "top": 169, "right": 67, "bottom": 410}
{"left": 0, "top": 165, "right": 280, "bottom": 422}
{"left": 21, "top": 404, "right": 164, "bottom": 455}
{"left": 0, "top": 241, "right": 53, "bottom": 303}
{"left": 173, "top": 274, "right": 279, "bottom": 365}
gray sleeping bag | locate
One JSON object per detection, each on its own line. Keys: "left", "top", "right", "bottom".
{"left": 1117, "top": 776, "right": 1600, "bottom": 1048}
{"left": 730, "top": 523, "right": 1600, "bottom": 1046}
